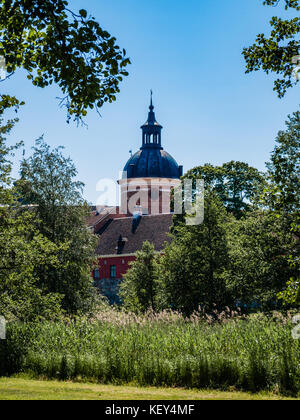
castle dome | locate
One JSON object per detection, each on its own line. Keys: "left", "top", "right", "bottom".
{"left": 123, "top": 93, "right": 182, "bottom": 180}
{"left": 124, "top": 149, "right": 181, "bottom": 179}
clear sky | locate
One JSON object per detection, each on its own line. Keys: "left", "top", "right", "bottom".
{"left": 4, "top": 0, "right": 300, "bottom": 204}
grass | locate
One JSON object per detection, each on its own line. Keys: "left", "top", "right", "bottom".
{"left": 1, "top": 309, "right": 299, "bottom": 395}
{"left": 0, "top": 377, "right": 297, "bottom": 400}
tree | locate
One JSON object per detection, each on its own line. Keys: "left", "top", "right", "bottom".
{"left": 19, "top": 138, "right": 99, "bottom": 315}
{"left": 0, "top": 107, "right": 63, "bottom": 321}
{"left": 183, "top": 161, "right": 265, "bottom": 219}
{"left": 226, "top": 211, "right": 297, "bottom": 309}
{"left": 277, "top": 219, "right": 300, "bottom": 306}
{"left": 160, "top": 191, "right": 230, "bottom": 316}
{"left": 259, "top": 109, "right": 300, "bottom": 308}
{"left": 0, "top": 106, "right": 19, "bottom": 205}
{"left": 0, "top": 0, "right": 130, "bottom": 122}
{"left": 264, "top": 110, "right": 300, "bottom": 217}
{"left": 119, "top": 241, "right": 161, "bottom": 313}
{"left": 243, "top": 0, "right": 300, "bottom": 98}
{"left": 0, "top": 211, "right": 64, "bottom": 321}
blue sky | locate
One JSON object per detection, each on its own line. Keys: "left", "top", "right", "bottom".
{"left": 4, "top": 0, "right": 300, "bottom": 204}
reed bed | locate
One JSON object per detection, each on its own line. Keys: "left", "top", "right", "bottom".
{"left": 0, "top": 309, "right": 299, "bottom": 395}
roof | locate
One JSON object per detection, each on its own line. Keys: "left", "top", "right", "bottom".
{"left": 87, "top": 207, "right": 128, "bottom": 234}
{"left": 95, "top": 213, "right": 173, "bottom": 256}
{"left": 123, "top": 148, "right": 181, "bottom": 179}
{"left": 122, "top": 96, "right": 182, "bottom": 180}
{"left": 87, "top": 209, "right": 107, "bottom": 228}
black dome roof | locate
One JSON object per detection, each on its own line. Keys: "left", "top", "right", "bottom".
{"left": 123, "top": 147, "right": 181, "bottom": 179}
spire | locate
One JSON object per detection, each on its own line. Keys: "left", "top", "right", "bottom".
{"left": 150, "top": 89, "right": 154, "bottom": 111}
{"left": 147, "top": 90, "right": 156, "bottom": 124}
{"left": 142, "top": 90, "right": 161, "bottom": 126}
{"left": 141, "top": 92, "right": 163, "bottom": 149}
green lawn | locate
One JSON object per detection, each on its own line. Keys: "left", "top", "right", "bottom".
{"left": 0, "top": 377, "right": 297, "bottom": 400}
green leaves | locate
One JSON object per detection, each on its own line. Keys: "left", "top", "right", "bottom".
{"left": 0, "top": 95, "right": 25, "bottom": 115}
{"left": 161, "top": 192, "right": 230, "bottom": 315}
{"left": 183, "top": 161, "right": 265, "bottom": 219}
{"left": 226, "top": 211, "right": 296, "bottom": 309}
{"left": 19, "top": 138, "right": 99, "bottom": 315}
{"left": 265, "top": 110, "right": 300, "bottom": 216}
{"left": 0, "top": 0, "right": 130, "bottom": 123}
{"left": 243, "top": 0, "right": 299, "bottom": 97}
{"left": 264, "top": 110, "right": 300, "bottom": 307}
{"left": 79, "top": 9, "right": 87, "bottom": 19}
{"left": 0, "top": 113, "right": 64, "bottom": 321}
{"left": 120, "top": 242, "right": 161, "bottom": 313}
{"left": 0, "top": 106, "right": 99, "bottom": 320}
{"left": 263, "top": 0, "right": 300, "bottom": 11}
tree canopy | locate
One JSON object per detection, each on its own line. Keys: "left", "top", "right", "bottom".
{"left": 161, "top": 191, "right": 230, "bottom": 315}
{"left": 183, "top": 161, "right": 265, "bottom": 219}
{"left": 0, "top": 109, "right": 63, "bottom": 321}
{"left": 263, "top": 110, "right": 300, "bottom": 307}
{"left": 265, "top": 110, "right": 300, "bottom": 217}
{"left": 119, "top": 241, "right": 161, "bottom": 313}
{"left": 19, "top": 138, "right": 99, "bottom": 315}
{"left": 243, "top": 0, "right": 299, "bottom": 97}
{"left": 0, "top": 0, "right": 130, "bottom": 122}
{"left": 226, "top": 211, "right": 297, "bottom": 309}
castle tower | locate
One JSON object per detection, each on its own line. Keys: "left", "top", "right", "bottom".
{"left": 119, "top": 94, "right": 183, "bottom": 215}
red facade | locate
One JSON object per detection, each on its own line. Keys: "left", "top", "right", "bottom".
{"left": 96, "top": 255, "right": 136, "bottom": 280}
{"left": 92, "top": 254, "right": 136, "bottom": 304}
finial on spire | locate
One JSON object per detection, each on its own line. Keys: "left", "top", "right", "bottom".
{"left": 150, "top": 89, "right": 154, "bottom": 110}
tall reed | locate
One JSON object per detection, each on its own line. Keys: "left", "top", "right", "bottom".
{"left": 0, "top": 309, "right": 299, "bottom": 395}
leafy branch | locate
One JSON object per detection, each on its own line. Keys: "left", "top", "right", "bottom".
{"left": 0, "top": 0, "right": 131, "bottom": 123}
{"left": 243, "top": 0, "right": 299, "bottom": 97}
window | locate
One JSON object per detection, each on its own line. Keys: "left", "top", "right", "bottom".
{"left": 110, "top": 265, "right": 116, "bottom": 278}
{"left": 94, "top": 268, "right": 100, "bottom": 280}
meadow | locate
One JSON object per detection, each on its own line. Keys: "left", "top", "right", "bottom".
{"left": 0, "top": 309, "right": 299, "bottom": 397}
{"left": 0, "top": 377, "right": 296, "bottom": 400}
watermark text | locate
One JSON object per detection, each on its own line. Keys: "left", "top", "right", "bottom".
{"left": 0, "top": 316, "right": 6, "bottom": 340}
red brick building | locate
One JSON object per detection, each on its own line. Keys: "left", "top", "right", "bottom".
{"left": 88, "top": 97, "right": 182, "bottom": 303}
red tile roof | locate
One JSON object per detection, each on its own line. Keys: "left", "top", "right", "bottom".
{"left": 87, "top": 207, "right": 128, "bottom": 233}
{"left": 95, "top": 214, "right": 173, "bottom": 256}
